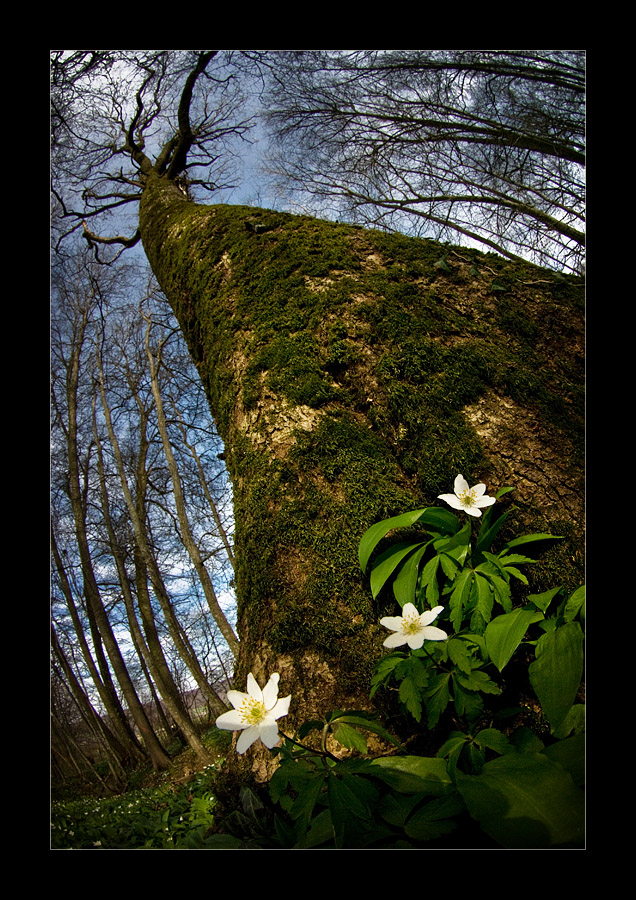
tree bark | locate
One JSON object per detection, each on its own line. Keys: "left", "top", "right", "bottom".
{"left": 139, "top": 171, "right": 584, "bottom": 780}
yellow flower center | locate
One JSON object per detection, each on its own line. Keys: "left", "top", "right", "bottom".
{"left": 458, "top": 489, "right": 475, "bottom": 506}
{"left": 239, "top": 697, "right": 267, "bottom": 726}
{"left": 402, "top": 612, "right": 423, "bottom": 634}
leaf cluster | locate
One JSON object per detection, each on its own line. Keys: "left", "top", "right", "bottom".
{"left": 199, "top": 489, "right": 584, "bottom": 850}
{"left": 361, "top": 494, "right": 583, "bottom": 737}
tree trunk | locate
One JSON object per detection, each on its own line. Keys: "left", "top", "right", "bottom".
{"left": 139, "top": 171, "right": 584, "bottom": 779}
{"left": 51, "top": 530, "right": 141, "bottom": 760}
{"left": 144, "top": 317, "right": 239, "bottom": 655}
{"left": 51, "top": 626, "right": 130, "bottom": 784}
{"left": 93, "top": 408, "right": 174, "bottom": 772}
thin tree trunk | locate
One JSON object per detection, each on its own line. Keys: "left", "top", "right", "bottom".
{"left": 51, "top": 627, "right": 129, "bottom": 782}
{"left": 63, "top": 306, "right": 168, "bottom": 769}
{"left": 92, "top": 409, "right": 173, "bottom": 771}
{"left": 143, "top": 314, "right": 239, "bottom": 654}
{"left": 95, "top": 355, "right": 219, "bottom": 762}
{"left": 132, "top": 544, "right": 214, "bottom": 758}
{"left": 169, "top": 398, "right": 235, "bottom": 572}
{"left": 51, "top": 527, "right": 142, "bottom": 761}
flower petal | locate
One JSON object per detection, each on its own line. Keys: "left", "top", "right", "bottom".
{"left": 380, "top": 615, "right": 405, "bottom": 632}
{"left": 419, "top": 605, "right": 443, "bottom": 626}
{"left": 262, "top": 673, "right": 280, "bottom": 710}
{"left": 215, "top": 709, "right": 246, "bottom": 731}
{"left": 258, "top": 721, "right": 281, "bottom": 749}
{"left": 437, "top": 493, "right": 463, "bottom": 509}
{"left": 402, "top": 602, "right": 419, "bottom": 618}
{"left": 454, "top": 474, "right": 469, "bottom": 494}
{"left": 270, "top": 694, "right": 291, "bottom": 721}
{"left": 383, "top": 632, "right": 408, "bottom": 648}
{"left": 246, "top": 673, "right": 262, "bottom": 702}
{"left": 226, "top": 690, "right": 248, "bottom": 710}
{"left": 421, "top": 625, "right": 448, "bottom": 641}
{"left": 405, "top": 632, "right": 426, "bottom": 649}
{"left": 236, "top": 726, "right": 261, "bottom": 754}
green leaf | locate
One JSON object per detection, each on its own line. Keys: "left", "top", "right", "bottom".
{"left": 449, "top": 569, "right": 473, "bottom": 632}
{"left": 370, "top": 541, "right": 422, "bottom": 600}
{"left": 455, "top": 751, "right": 584, "bottom": 848}
{"left": 475, "top": 728, "right": 512, "bottom": 755}
{"left": 434, "top": 519, "right": 471, "bottom": 557}
{"left": 474, "top": 572, "right": 495, "bottom": 623}
{"left": 358, "top": 509, "right": 427, "bottom": 573}
{"left": 439, "top": 551, "right": 462, "bottom": 580}
{"left": 369, "top": 755, "right": 453, "bottom": 795}
{"left": 201, "top": 833, "right": 245, "bottom": 849}
{"left": 358, "top": 507, "right": 457, "bottom": 573}
{"left": 486, "top": 571, "right": 512, "bottom": 613}
{"left": 269, "top": 758, "right": 314, "bottom": 807}
{"left": 494, "top": 485, "right": 515, "bottom": 499}
{"left": 370, "top": 653, "right": 405, "bottom": 698}
{"left": 451, "top": 679, "right": 485, "bottom": 720}
{"left": 485, "top": 606, "right": 538, "bottom": 672}
{"left": 527, "top": 585, "right": 563, "bottom": 613}
{"left": 481, "top": 550, "right": 508, "bottom": 576}
{"left": 333, "top": 713, "right": 404, "bottom": 750}
{"left": 399, "top": 672, "right": 424, "bottom": 722}
{"left": 447, "top": 637, "right": 474, "bottom": 674}
{"left": 504, "top": 532, "right": 563, "bottom": 550}
{"left": 424, "top": 672, "right": 453, "bottom": 728}
{"left": 475, "top": 510, "right": 510, "bottom": 554}
{"left": 454, "top": 668, "right": 501, "bottom": 696}
{"left": 392, "top": 542, "right": 431, "bottom": 607}
{"left": 552, "top": 703, "right": 585, "bottom": 740}
{"left": 332, "top": 723, "right": 368, "bottom": 753}
{"left": 509, "top": 725, "right": 544, "bottom": 753}
{"left": 378, "top": 791, "right": 426, "bottom": 829}
{"left": 419, "top": 554, "right": 441, "bottom": 606}
{"left": 542, "top": 731, "right": 585, "bottom": 787}
{"left": 404, "top": 794, "right": 464, "bottom": 841}
{"left": 529, "top": 622, "right": 584, "bottom": 732}
{"left": 327, "top": 773, "right": 380, "bottom": 848}
{"left": 437, "top": 732, "right": 469, "bottom": 760}
{"left": 563, "top": 585, "right": 585, "bottom": 624}
{"left": 415, "top": 507, "right": 461, "bottom": 534}
{"left": 499, "top": 553, "right": 536, "bottom": 566}
{"left": 301, "top": 808, "right": 334, "bottom": 849}
{"left": 290, "top": 773, "right": 327, "bottom": 836}
{"left": 503, "top": 566, "right": 528, "bottom": 584}
{"left": 437, "top": 733, "right": 469, "bottom": 779}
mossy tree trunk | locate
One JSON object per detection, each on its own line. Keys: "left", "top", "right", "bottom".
{"left": 139, "top": 171, "right": 584, "bottom": 780}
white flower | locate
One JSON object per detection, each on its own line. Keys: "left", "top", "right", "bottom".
{"left": 438, "top": 474, "right": 496, "bottom": 517}
{"left": 215, "top": 672, "right": 291, "bottom": 754}
{"left": 380, "top": 603, "right": 447, "bottom": 650}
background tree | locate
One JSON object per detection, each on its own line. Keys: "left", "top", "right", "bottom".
{"left": 51, "top": 246, "right": 237, "bottom": 781}
{"left": 51, "top": 51, "right": 584, "bottom": 786}
{"left": 260, "top": 50, "right": 585, "bottom": 273}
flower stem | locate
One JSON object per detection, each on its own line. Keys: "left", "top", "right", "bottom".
{"left": 420, "top": 643, "right": 451, "bottom": 672}
{"left": 278, "top": 730, "right": 338, "bottom": 762}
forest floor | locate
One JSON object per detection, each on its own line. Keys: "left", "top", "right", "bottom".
{"left": 51, "top": 731, "right": 233, "bottom": 850}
